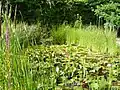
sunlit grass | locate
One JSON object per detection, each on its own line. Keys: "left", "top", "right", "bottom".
{"left": 52, "top": 24, "right": 117, "bottom": 54}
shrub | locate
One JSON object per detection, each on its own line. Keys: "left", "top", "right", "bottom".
{"left": 94, "top": 2, "right": 120, "bottom": 26}
{"left": 7, "top": 0, "right": 95, "bottom": 25}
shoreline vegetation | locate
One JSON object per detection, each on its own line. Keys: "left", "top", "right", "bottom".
{"left": 0, "top": 0, "right": 120, "bottom": 90}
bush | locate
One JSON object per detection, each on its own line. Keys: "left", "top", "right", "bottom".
{"left": 7, "top": 0, "right": 96, "bottom": 25}
{"left": 24, "top": 45, "right": 120, "bottom": 89}
{"left": 89, "top": 0, "right": 120, "bottom": 26}
{"left": 94, "top": 2, "right": 120, "bottom": 26}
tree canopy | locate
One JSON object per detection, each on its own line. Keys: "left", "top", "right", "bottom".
{"left": 1, "top": 0, "right": 120, "bottom": 26}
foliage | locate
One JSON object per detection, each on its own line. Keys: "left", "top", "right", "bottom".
{"left": 1, "top": 21, "right": 51, "bottom": 49}
{"left": 51, "top": 24, "right": 117, "bottom": 54}
{"left": 95, "top": 2, "right": 120, "bottom": 26}
{"left": 0, "top": 16, "right": 119, "bottom": 90}
{"left": 0, "top": 0, "right": 119, "bottom": 90}
{"left": 89, "top": 0, "right": 120, "bottom": 26}
{"left": 4, "top": 0, "right": 95, "bottom": 25}
{"left": 51, "top": 25, "right": 67, "bottom": 45}
{"left": 24, "top": 45, "right": 120, "bottom": 89}
{"left": 4, "top": 0, "right": 120, "bottom": 26}
{"left": 12, "top": 22, "right": 50, "bottom": 48}
{"left": 0, "top": 17, "right": 55, "bottom": 89}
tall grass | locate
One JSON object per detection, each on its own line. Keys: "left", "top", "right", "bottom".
{"left": 51, "top": 25, "right": 117, "bottom": 54}
{"left": 0, "top": 5, "right": 37, "bottom": 89}
{"left": 0, "top": 18, "right": 55, "bottom": 90}
{"left": 0, "top": 21, "right": 38, "bottom": 90}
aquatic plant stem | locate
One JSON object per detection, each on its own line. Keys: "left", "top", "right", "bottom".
{"left": 5, "top": 20, "right": 11, "bottom": 90}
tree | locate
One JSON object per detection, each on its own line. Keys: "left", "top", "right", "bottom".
{"left": 89, "top": 0, "right": 120, "bottom": 26}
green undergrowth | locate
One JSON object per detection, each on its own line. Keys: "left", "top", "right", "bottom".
{"left": 0, "top": 20, "right": 119, "bottom": 89}
{"left": 21, "top": 45, "right": 120, "bottom": 90}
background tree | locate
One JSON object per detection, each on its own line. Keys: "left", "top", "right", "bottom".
{"left": 2, "top": 0, "right": 95, "bottom": 26}
{"left": 89, "top": 0, "right": 120, "bottom": 27}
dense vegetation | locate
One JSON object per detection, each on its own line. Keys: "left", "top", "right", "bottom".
{"left": 0, "top": 0, "right": 120, "bottom": 90}
{"left": 24, "top": 45, "right": 120, "bottom": 90}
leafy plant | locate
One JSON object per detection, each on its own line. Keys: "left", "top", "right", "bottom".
{"left": 94, "top": 2, "right": 120, "bottom": 26}
{"left": 24, "top": 45, "right": 120, "bottom": 89}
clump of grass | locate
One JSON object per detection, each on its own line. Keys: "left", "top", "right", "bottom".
{"left": 0, "top": 3, "right": 36, "bottom": 89}
{"left": 0, "top": 17, "right": 56, "bottom": 90}
{"left": 51, "top": 25, "right": 68, "bottom": 45}
{"left": 68, "top": 26, "right": 117, "bottom": 54}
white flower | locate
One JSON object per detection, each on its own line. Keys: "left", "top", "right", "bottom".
{"left": 107, "top": 63, "right": 112, "bottom": 67}
{"left": 56, "top": 66, "right": 59, "bottom": 73}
